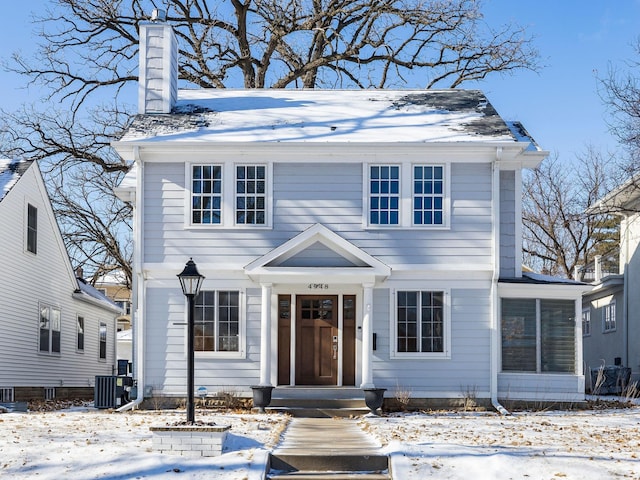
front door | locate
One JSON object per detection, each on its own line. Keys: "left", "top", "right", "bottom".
{"left": 295, "top": 295, "right": 338, "bottom": 385}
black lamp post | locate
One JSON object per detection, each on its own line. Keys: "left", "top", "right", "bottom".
{"left": 177, "top": 258, "right": 205, "bottom": 424}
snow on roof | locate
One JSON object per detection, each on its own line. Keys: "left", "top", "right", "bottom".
{"left": 117, "top": 329, "right": 132, "bottom": 341}
{"left": 95, "top": 270, "right": 128, "bottom": 286}
{"left": 76, "top": 279, "right": 122, "bottom": 312}
{"left": 0, "top": 158, "right": 33, "bottom": 202}
{"left": 500, "top": 271, "right": 586, "bottom": 285}
{"left": 120, "top": 89, "right": 535, "bottom": 145}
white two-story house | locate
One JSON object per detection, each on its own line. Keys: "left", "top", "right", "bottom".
{"left": 114, "top": 21, "right": 587, "bottom": 410}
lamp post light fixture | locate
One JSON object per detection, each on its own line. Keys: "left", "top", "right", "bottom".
{"left": 177, "top": 258, "right": 205, "bottom": 424}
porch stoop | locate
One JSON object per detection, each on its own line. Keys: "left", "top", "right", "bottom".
{"left": 266, "top": 417, "right": 391, "bottom": 480}
{"left": 265, "top": 387, "right": 373, "bottom": 417}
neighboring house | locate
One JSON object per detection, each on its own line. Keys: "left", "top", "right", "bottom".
{"left": 113, "top": 21, "right": 587, "bottom": 408}
{"left": 583, "top": 176, "right": 640, "bottom": 389}
{"left": 94, "top": 270, "right": 132, "bottom": 333}
{"left": 0, "top": 158, "right": 121, "bottom": 402}
{"left": 94, "top": 271, "right": 133, "bottom": 368}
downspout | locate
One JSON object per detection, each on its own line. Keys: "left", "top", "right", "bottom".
{"left": 491, "top": 148, "right": 509, "bottom": 415}
{"left": 622, "top": 214, "right": 630, "bottom": 369}
{"left": 118, "top": 147, "right": 145, "bottom": 412}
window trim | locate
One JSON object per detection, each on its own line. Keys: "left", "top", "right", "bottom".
{"left": 602, "top": 301, "right": 616, "bottom": 333}
{"left": 39, "top": 304, "right": 61, "bottom": 355}
{"left": 99, "top": 322, "right": 107, "bottom": 361}
{"left": 77, "top": 315, "right": 85, "bottom": 351}
{"left": 186, "top": 162, "right": 273, "bottom": 229}
{"left": 582, "top": 308, "right": 591, "bottom": 337}
{"left": 364, "top": 162, "right": 450, "bottom": 229}
{"left": 190, "top": 289, "right": 246, "bottom": 359}
{"left": 26, "top": 202, "right": 37, "bottom": 254}
{"left": 390, "top": 288, "right": 451, "bottom": 359}
{"left": 500, "top": 298, "right": 577, "bottom": 374}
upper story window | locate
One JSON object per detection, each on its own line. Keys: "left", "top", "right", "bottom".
{"left": 236, "top": 165, "right": 266, "bottom": 225}
{"left": 603, "top": 301, "right": 616, "bottom": 332}
{"left": 413, "top": 166, "right": 444, "bottom": 225}
{"left": 192, "top": 165, "right": 222, "bottom": 224}
{"left": 189, "top": 163, "right": 270, "bottom": 228}
{"left": 27, "top": 203, "right": 37, "bottom": 254}
{"left": 367, "top": 163, "right": 448, "bottom": 228}
{"left": 391, "top": 289, "right": 450, "bottom": 358}
{"left": 39, "top": 305, "right": 61, "bottom": 354}
{"left": 369, "top": 165, "right": 399, "bottom": 225}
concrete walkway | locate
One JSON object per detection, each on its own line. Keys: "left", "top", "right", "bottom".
{"left": 274, "top": 417, "right": 383, "bottom": 455}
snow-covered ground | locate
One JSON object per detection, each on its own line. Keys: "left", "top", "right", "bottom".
{"left": 361, "top": 405, "right": 640, "bottom": 479}
{"left": 2, "top": 403, "right": 640, "bottom": 479}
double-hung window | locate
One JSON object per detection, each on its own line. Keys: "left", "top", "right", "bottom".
{"left": 369, "top": 165, "right": 400, "bottom": 225}
{"left": 393, "top": 290, "right": 450, "bottom": 358}
{"left": 413, "top": 166, "right": 444, "bottom": 225}
{"left": 501, "top": 298, "right": 576, "bottom": 373}
{"left": 192, "top": 165, "right": 222, "bottom": 224}
{"left": 367, "top": 163, "right": 448, "bottom": 227}
{"left": 190, "top": 163, "right": 269, "bottom": 227}
{"left": 603, "top": 301, "right": 616, "bottom": 332}
{"left": 39, "top": 305, "right": 61, "bottom": 354}
{"left": 194, "top": 290, "right": 242, "bottom": 355}
{"left": 236, "top": 165, "right": 266, "bottom": 225}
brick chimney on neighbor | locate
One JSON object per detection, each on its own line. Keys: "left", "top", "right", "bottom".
{"left": 138, "top": 10, "right": 178, "bottom": 114}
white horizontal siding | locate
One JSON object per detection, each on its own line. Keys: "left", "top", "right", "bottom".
{"left": 143, "top": 286, "right": 261, "bottom": 395}
{"left": 500, "top": 170, "right": 516, "bottom": 277}
{"left": 142, "top": 161, "right": 493, "bottom": 270}
{"left": 371, "top": 287, "right": 491, "bottom": 394}
{"left": 0, "top": 165, "right": 117, "bottom": 388}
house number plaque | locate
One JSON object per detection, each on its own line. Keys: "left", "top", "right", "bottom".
{"left": 307, "top": 283, "right": 329, "bottom": 290}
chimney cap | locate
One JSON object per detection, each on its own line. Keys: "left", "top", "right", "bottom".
{"left": 151, "top": 8, "right": 167, "bottom": 22}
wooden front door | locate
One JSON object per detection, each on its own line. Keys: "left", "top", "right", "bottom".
{"left": 295, "top": 296, "right": 338, "bottom": 385}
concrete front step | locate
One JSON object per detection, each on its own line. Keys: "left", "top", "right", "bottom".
{"left": 267, "top": 454, "right": 390, "bottom": 480}
{"left": 268, "top": 473, "right": 390, "bottom": 479}
{"left": 266, "top": 394, "right": 372, "bottom": 417}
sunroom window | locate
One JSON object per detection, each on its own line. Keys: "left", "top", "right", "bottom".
{"left": 501, "top": 298, "right": 576, "bottom": 373}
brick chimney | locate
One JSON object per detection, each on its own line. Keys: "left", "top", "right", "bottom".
{"left": 138, "top": 14, "right": 178, "bottom": 114}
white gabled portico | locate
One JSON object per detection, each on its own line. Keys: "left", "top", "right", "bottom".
{"left": 244, "top": 224, "right": 390, "bottom": 389}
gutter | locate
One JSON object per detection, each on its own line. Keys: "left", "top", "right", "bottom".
{"left": 118, "top": 148, "right": 145, "bottom": 412}
{"left": 491, "top": 149, "right": 510, "bottom": 415}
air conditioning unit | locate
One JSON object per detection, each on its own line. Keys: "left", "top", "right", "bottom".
{"left": 94, "top": 376, "right": 133, "bottom": 409}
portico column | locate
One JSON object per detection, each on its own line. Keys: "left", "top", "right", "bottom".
{"left": 360, "top": 283, "right": 375, "bottom": 388}
{"left": 259, "top": 283, "right": 272, "bottom": 386}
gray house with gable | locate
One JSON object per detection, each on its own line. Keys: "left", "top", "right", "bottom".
{"left": 114, "top": 21, "right": 587, "bottom": 410}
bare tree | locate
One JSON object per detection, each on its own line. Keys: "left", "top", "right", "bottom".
{"left": 1, "top": 0, "right": 541, "bottom": 283}
{"left": 522, "top": 148, "right": 620, "bottom": 280}
{"left": 600, "top": 38, "right": 640, "bottom": 170}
